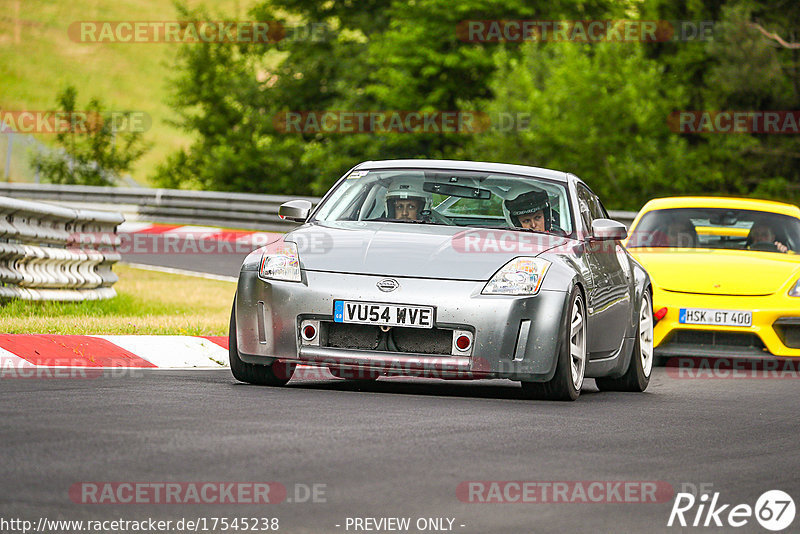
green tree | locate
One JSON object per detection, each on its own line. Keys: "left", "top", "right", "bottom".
{"left": 31, "top": 86, "right": 149, "bottom": 186}
{"left": 152, "top": 1, "right": 392, "bottom": 194}
{"left": 155, "top": 0, "right": 619, "bottom": 195}
{"left": 705, "top": 1, "right": 800, "bottom": 201}
{"left": 639, "top": 0, "right": 800, "bottom": 204}
{"left": 467, "top": 41, "right": 712, "bottom": 209}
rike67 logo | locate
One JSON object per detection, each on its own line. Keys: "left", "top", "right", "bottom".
{"left": 668, "top": 490, "right": 795, "bottom": 531}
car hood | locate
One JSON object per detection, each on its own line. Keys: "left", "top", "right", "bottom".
{"left": 628, "top": 248, "right": 800, "bottom": 296}
{"left": 287, "top": 221, "right": 568, "bottom": 280}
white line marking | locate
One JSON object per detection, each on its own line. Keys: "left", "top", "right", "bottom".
{"left": 0, "top": 347, "right": 37, "bottom": 367}
{"left": 167, "top": 225, "right": 224, "bottom": 234}
{"left": 117, "top": 221, "right": 156, "bottom": 233}
{"left": 94, "top": 335, "right": 229, "bottom": 368}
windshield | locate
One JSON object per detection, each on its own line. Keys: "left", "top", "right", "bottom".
{"left": 627, "top": 207, "right": 800, "bottom": 254}
{"left": 312, "top": 168, "right": 574, "bottom": 236}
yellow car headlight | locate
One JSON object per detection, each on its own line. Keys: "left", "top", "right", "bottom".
{"left": 789, "top": 279, "right": 800, "bottom": 297}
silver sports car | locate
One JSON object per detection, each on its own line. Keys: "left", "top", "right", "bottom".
{"left": 230, "top": 160, "right": 652, "bottom": 400}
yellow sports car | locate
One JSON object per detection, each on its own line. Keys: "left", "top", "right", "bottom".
{"left": 625, "top": 197, "right": 800, "bottom": 359}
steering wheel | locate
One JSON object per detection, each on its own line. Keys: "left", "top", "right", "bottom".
{"left": 549, "top": 224, "right": 569, "bottom": 238}
{"left": 424, "top": 209, "right": 454, "bottom": 226}
{"left": 749, "top": 241, "right": 779, "bottom": 252}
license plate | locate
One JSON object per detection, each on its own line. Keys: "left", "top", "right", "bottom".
{"left": 334, "top": 301, "right": 434, "bottom": 329}
{"left": 679, "top": 308, "right": 752, "bottom": 327}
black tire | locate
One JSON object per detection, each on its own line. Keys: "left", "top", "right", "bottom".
{"left": 595, "top": 290, "right": 653, "bottom": 392}
{"left": 328, "top": 365, "right": 381, "bottom": 380}
{"left": 229, "top": 299, "right": 295, "bottom": 386}
{"left": 521, "top": 286, "right": 586, "bottom": 401}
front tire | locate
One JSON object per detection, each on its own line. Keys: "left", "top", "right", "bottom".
{"left": 521, "top": 286, "right": 587, "bottom": 401}
{"left": 595, "top": 289, "right": 653, "bottom": 392}
{"left": 229, "top": 299, "right": 295, "bottom": 386}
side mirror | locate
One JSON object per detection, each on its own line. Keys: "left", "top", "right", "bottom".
{"left": 591, "top": 219, "right": 627, "bottom": 241}
{"left": 278, "top": 200, "right": 312, "bottom": 223}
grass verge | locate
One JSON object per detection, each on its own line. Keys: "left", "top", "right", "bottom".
{"left": 0, "top": 264, "right": 235, "bottom": 335}
{"left": 0, "top": 0, "right": 246, "bottom": 184}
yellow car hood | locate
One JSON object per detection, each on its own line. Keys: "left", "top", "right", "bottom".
{"left": 628, "top": 248, "right": 800, "bottom": 296}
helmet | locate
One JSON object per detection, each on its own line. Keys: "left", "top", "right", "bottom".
{"left": 384, "top": 179, "right": 432, "bottom": 218}
{"left": 503, "top": 189, "right": 552, "bottom": 230}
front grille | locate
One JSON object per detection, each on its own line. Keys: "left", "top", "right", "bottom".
{"left": 774, "top": 318, "right": 800, "bottom": 349}
{"left": 656, "top": 329, "right": 767, "bottom": 358}
{"left": 392, "top": 327, "right": 452, "bottom": 354}
{"left": 324, "top": 323, "right": 452, "bottom": 355}
{"left": 671, "top": 330, "right": 765, "bottom": 349}
{"left": 326, "top": 323, "right": 381, "bottom": 350}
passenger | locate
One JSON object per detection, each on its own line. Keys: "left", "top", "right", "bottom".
{"left": 384, "top": 180, "right": 431, "bottom": 221}
{"left": 664, "top": 220, "right": 697, "bottom": 248}
{"left": 503, "top": 190, "right": 552, "bottom": 232}
{"left": 748, "top": 222, "right": 789, "bottom": 253}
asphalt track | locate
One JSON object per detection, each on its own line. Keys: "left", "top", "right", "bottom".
{"left": 3, "top": 233, "right": 797, "bottom": 533}
{"left": 120, "top": 233, "right": 250, "bottom": 277}
{"left": 1, "top": 369, "right": 799, "bottom": 533}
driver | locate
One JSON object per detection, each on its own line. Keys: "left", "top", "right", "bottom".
{"left": 748, "top": 222, "right": 789, "bottom": 253}
{"left": 385, "top": 180, "right": 432, "bottom": 221}
{"left": 663, "top": 219, "right": 697, "bottom": 248}
{"left": 504, "top": 189, "right": 552, "bottom": 232}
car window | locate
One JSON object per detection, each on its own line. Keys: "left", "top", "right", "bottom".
{"left": 440, "top": 195, "right": 504, "bottom": 216}
{"left": 627, "top": 207, "right": 800, "bottom": 253}
{"left": 579, "top": 185, "right": 606, "bottom": 219}
{"left": 313, "top": 168, "right": 574, "bottom": 236}
{"left": 593, "top": 196, "right": 610, "bottom": 219}
{"left": 575, "top": 185, "right": 595, "bottom": 231}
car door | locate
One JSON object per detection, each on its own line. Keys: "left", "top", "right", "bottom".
{"left": 575, "top": 184, "right": 632, "bottom": 358}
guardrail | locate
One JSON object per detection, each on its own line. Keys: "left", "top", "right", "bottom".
{"left": 0, "top": 183, "right": 639, "bottom": 230}
{"left": 0, "top": 183, "right": 317, "bottom": 232}
{"left": 0, "top": 196, "right": 123, "bottom": 301}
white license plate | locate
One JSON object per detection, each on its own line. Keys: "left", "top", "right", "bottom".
{"left": 334, "top": 301, "right": 434, "bottom": 329}
{"left": 679, "top": 308, "right": 752, "bottom": 327}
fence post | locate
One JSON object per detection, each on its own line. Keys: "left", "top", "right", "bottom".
{"left": 3, "top": 130, "right": 12, "bottom": 182}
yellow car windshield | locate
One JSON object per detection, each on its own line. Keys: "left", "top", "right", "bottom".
{"left": 627, "top": 208, "right": 800, "bottom": 253}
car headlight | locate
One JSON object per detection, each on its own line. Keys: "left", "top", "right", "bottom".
{"left": 790, "top": 279, "right": 800, "bottom": 297}
{"left": 259, "top": 242, "right": 301, "bottom": 282}
{"left": 482, "top": 257, "right": 551, "bottom": 295}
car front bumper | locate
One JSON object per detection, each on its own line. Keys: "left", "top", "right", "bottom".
{"left": 235, "top": 269, "right": 571, "bottom": 381}
{"left": 652, "top": 286, "right": 800, "bottom": 358}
